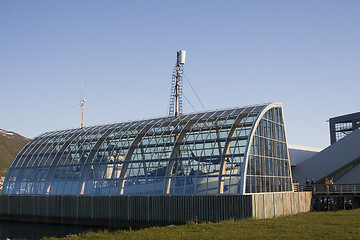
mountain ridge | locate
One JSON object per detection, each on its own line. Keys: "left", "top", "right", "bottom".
{"left": 0, "top": 129, "right": 30, "bottom": 176}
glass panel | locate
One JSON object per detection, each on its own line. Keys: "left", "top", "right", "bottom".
{"left": 245, "top": 106, "right": 293, "bottom": 194}
{"left": 3, "top": 104, "right": 279, "bottom": 196}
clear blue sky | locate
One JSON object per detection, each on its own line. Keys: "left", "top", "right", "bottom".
{"left": 1, "top": 1, "right": 359, "bottom": 149}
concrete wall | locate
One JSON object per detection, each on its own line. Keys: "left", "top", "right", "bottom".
{"left": 0, "top": 192, "right": 310, "bottom": 227}
{"left": 252, "top": 192, "right": 312, "bottom": 219}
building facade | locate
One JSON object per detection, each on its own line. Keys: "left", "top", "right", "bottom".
{"left": 329, "top": 112, "right": 360, "bottom": 144}
{"left": 3, "top": 102, "right": 293, "bottom": 196}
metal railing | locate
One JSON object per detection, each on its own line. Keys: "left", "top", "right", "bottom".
{"left": 294, "top": 184, "right": 360, "bottom": 195}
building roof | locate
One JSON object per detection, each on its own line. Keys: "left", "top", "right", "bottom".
{"left": 329, "top": 112, "right": 360, "bottom": 123}
{"left": 292, "top": 128, "right": 360, "bottom": 184}
{"left": 288, "top": 145, "right": 322, "bottom": 167}
{"left": 3, "top": 102, "right": 293, "bottom": 196}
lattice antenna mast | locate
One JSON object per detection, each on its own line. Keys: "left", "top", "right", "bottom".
{"left": 169, "top": 50, "right": 186, "bottom": 117}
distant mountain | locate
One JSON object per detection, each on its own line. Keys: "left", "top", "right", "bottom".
{"left": 0, "top": 129, "right": 31, "bottom": 177}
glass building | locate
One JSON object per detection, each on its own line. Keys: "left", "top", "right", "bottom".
{"left": 3, "top": 102, "right": 293, "bottom": 195}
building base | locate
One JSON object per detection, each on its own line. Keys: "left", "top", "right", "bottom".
{"left": 0, "top": 192, "right": 311, "bottom": 228}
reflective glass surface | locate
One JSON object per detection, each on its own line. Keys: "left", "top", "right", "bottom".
{"left": 3, "top": 103, "right": 293, "bottom": 195}
{"left": 246, "top": 107, "right": 293, "bottom": 193}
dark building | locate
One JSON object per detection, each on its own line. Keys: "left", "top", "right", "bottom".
{"left": 329, "top": 112, "right": 360, "bottom": 144}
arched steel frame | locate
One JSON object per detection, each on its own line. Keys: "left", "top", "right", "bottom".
{"left": 240, "top": 102, "right": 293, "bottom": 194}
{"left": 3, "top": 103, "right": 293, "bottom": 196}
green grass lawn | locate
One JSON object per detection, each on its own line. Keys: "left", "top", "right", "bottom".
{"left": 45, "top": 209, "right": 360, "bottom": 240}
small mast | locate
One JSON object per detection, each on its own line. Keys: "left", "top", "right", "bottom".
{"left": 80, "top": 78, "right": 86, "bottom": 132}
{"left": 81, "top": 99, "right": 86, "bottom": 132}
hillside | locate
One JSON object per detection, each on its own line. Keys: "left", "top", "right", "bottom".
{"left": 0, "top": 129, "right": 31, "bottom": 177}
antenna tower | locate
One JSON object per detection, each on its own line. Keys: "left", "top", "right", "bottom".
{"left": 169, "top": 50, "right": 186, "bottom": 117}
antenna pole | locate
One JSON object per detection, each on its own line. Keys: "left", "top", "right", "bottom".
{"left": 175, "top": 51, "right": 180, "bottom": 118}
{"left": 81, "top": 99, "right": 86, "bottom": 132}
{"left": 80, "top": 78, "right": 86, "bottom": 132}
{"left": 165, "top": 50, "right": 186, "bottom": 194}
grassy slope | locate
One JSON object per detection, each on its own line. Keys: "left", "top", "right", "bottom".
{"left": 46, "top": 209, "right": 360, "bottom": 240}
{"left": 0, "top": 130, "right": 30, "bottom": 176}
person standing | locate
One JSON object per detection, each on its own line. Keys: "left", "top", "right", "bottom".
{"left": 305, "top": 178, "right": 310, "bottom": 190}
{"left": 325, "top": 178, "right": 330, "bottom": 186}
{"left": 325, "top": 178, "right": 330, "bottom": 194}
{"left": 330, "top": 178, "right": 334, "bottom": 192}
{"left": 310, "top": 178, "right": 315, "bottom": 192}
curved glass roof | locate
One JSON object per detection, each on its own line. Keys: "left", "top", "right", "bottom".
{"left": 3, "top": 102, "right": 293, "bottom": 195}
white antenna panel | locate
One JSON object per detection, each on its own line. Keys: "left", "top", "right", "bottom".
{"left": 179, "top": 50, "right": 186, "bottom": 65}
